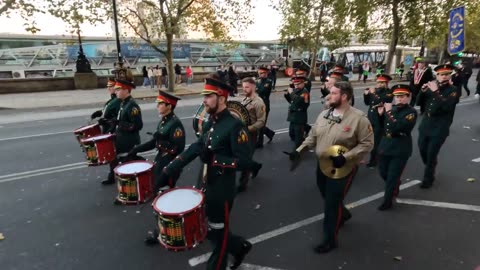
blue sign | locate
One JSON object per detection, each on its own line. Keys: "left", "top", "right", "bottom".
{"left": 404, "top": 55, "right": 413, "bottom": 66}
{"left": 447, "top": 6, "right": 465, "bottom": 55}
{"left": 121, "top": 43, "right": 191, "bottom": 58}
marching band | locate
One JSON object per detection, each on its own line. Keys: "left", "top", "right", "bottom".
{"left": 73, "top": 60, "right": 461, "bottom": 269}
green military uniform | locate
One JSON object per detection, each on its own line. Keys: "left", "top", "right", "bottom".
{"left": 377, "top": 85, "right": 417, "bottom": 210}
{"left": 162, "top": 78, "right": 252, "bottom": 270}
{"left": 131, "top": 112, "right": 185, "bottom": 190}
{"left": 285, "top": 80, "right": 310, "bottom": 149}
{"left": 416, "top": 64, "right": 457, "bottom": 188}
{"left": 363, "top": 75, "right": 394, "bottom": 167}
{"left": 410, "top": 58, "right": 434, "bottom": 109}
{"left": 96, "top": 94, "right": 122, "bottom": 133}
{"left": 256, "top": 74, "right": 275, "bottom": 146}
{"left": 105, "top": 80, "right": 143, "bottom": 185}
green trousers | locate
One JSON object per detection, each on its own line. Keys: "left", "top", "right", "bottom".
{"left": 378, "top": 155, "right": 408, "bottom": 204}
{"left": 316, "top": 164, "right": 358, "bottom": 245}
{"left": 418, "top": 134, "right": 447, "bottom": 184}
{"left": 368, "top": 128, "right": 384, "bottom": 165}
{"left": 288, "top": 122, "right": 305, "bottom": 150}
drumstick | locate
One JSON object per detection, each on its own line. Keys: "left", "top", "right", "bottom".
{"left": 201, "top": 163, "right": 208, "bottom": 192}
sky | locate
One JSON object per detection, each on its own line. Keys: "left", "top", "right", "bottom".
{"left": 0, "top": 1, "right": 282, "bottom": 41}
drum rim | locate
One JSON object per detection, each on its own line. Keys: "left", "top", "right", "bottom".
{"left": 74, "top": 123, "right": 100, "bottom": 133}
{"left": 152, "top": 187, "right": 205, "bottom": 216}
{"left": 114, "top": 160, "right": 154, "bottom": 175}
{"left": 80, "top": 133, "right": 115, "bottom": 143}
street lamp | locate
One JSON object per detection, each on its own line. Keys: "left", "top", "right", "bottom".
{"left": 75, "top": 28, "right": 92, "bottom": 73}
{"left": 419, "top": 3, "right": 428, "bottom": 57}
{"left": 112, "top": 0, "right": 129, "bottom": 81}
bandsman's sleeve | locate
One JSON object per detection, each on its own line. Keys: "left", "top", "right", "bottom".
{"left": 249, "top": 101, "right": 266, "bottom": 131}
{"left": 385, "top": 110, "right": 417, "bottom": 134}
{"left": 212, "top": 123, "right": 252, "bottom": 171}
{"left": 415, "top": 89, "right": 431, "bottom": 107}
{"left": 344, "top": 115, "right": 374, "bottom": 161}
{"left": 384, "top": 91, "right": 394, "bottom": 103}
{"left": 103, "top": 98, "right": 121, "bottom": 120}
{"left": 118, "top": 104, "right": 143, "bottom": 132}
{"left": 363, "top": 93, "right": 371, "bottom": 106}
{"left": 166, "top": 121, "right": 186, "bottom": 156}
{"left": 132, "top": 137, "right": 156, "bottom": 153}
{"left": 428, "top": 88, "right": 458, "bottom": 115}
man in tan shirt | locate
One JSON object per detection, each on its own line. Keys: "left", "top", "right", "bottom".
{"left": 238, "top": 77, "right": 266, "bottom": 192}
{"left": 286, "top": 81, "right": 373, "bottom": 253}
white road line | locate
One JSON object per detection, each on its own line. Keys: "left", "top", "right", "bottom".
{"left": 396, "top": 198, "right": 480, "bottom": 212}
{"left": 236, "top": 264, "right": 286, "bottom": 270}
{"left": 0, "top": 165, "right": 87, "bottom": 183}
{"left": 188, "top": 180, "right": 421, "bottom": 267}
{"left": 472, "top": 157, "right": 480, "bottom": 162}
{"left": 0, "top": 162, "right": 85, "bottom": 179}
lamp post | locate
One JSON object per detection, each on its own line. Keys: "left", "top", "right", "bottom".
{"left": 112, "top": 0, "right": 128, "bottom": 81}
{"left": 419, "top": 3, "right": 428, "bottom": 57}
{"left": 75, "top": 28, "right": 92, "bottom": 73}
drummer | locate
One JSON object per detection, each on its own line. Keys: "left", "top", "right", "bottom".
{"left": 102, "top": 79, "right": 143, "bottom": 186}
{"left": 90, "top": 78, "right": 122, "bottom": 133}
{"left": 285, "top": 81, "right": 373, "bottom": 253}
{"left": 157, "top": 77, "right": 253, "bottom": 269}
{"left": 128, "top": 90, "right": 185, "bottom": 192}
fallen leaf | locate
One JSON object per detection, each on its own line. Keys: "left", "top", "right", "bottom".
{"left": 254, "top": 204, "right": 261, "bottom": 210}
{"left": 0, "top": 233, "right": 4, "bottom": 240}
{"left": 467, "top": 178, "right": 475, "bottom": 182}
{"left": 394, "top": 256, "right": 402, "bottom": 261}
{"left": 463, "top": 126, "right": 471, "bottom": 129}
{"left": 472, "top": 139, "right": 479, "bottom": 142}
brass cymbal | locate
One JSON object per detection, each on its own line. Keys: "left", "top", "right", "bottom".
{"left": 319, "top": 145, "right": 355, "bottom": 179}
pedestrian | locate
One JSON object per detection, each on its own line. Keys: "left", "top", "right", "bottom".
{"left": 159, "top": 77, "right": 254, "bottom": 270}
{"left": 397, "top": 61, "right": 405, "bottom": 79}
{"left": 256, "top": 66, "right": 275, "bottom": 147}
{"left": 227, "top": 65, "right": 239, "bottom": 96}
{"left": 363, "top": 74, "right": 394, "bottom": 168}
{"left": 284, "top": 73, "right": 310, "bottom": 150}
{"left": 270, "top": 60, "right": 278, "bottom": 90}
{"left": 475, "top": 68, "right": 480, "bottom": 98}
{"left": 377, "top": 84, "right": 417, "bottom": 210}
{"left": 162, "top": 64, "right": 168, "bottom": 89}
{"left": 416, "top": 64, "right": 458, "bottom": 189}
{"left": 185, "top": 65, "right": 193, "bottom": 85}
{"left": 285, "top": 81, "right": 373, "bottom": 253}
{"left": 91, "top": 78, "right": 122, "bottom": 133}
{"left": 362, "top": 61, "right": 370, "bottom": 83}
{"left": 155, "top": 65, "right": 162, "bottom": 89}
{"left": 174, "top": 63, "right": 182, "bottom": 84}
{"left": 459, "top": 62, "right": 472, "bottom": 96}
{"left": 142, "top": 66, "right": 149, "bottom": 87}
{"left": 148, "top": 66, "right": 155, "bottom": 89}
{"left": 357, "top": 62, "right": 363, "bottom": 81}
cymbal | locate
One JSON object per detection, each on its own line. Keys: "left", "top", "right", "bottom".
{"left": 319, "top": 145, "right": 355, "bottom": 179}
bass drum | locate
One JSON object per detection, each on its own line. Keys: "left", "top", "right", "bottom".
{"left": 192, "top": 101, "right": 251, "bottom": 137}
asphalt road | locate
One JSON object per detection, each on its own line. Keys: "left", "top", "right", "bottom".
{"left": 0, "top": 82, "right": 479, "bottom": 270}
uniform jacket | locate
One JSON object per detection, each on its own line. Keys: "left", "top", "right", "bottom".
{"left": 114, "top": 96, "right": 143, "bottom": 153}
{"left": 286, "top": 87, "right": 310, "bottom": 124}
{"left": 363, "top": 87, "right": 393, "bottom": 129}
{"left": 256, "top": 77, "right": 273, "bottom": 111}
{"left": 378, "top": 105, "right": 417, "bottom": 157}
{"left": 241, "top": 95, "right": 266, "bottom": 132}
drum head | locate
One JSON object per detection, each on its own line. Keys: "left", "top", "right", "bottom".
{"left": 74, "top": 123, "right": 99, "bottom": 133}
{"left": 115, "top": 161, "right": 153, "bottom": 175}
{"left": 154, "top": 188, "right": 203, "bottom": 215}
{"left": 227, "top": 101, "right": 251, "bottom": 126}
{"left": 81, "top": 133, "right": 114, "bottom": 143}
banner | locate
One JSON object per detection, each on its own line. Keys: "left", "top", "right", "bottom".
{"left": 67, "top": 42, "right": 191, "bottom": 59}
{"left": 447, "top": 6, "right": 465, "bottom": 55}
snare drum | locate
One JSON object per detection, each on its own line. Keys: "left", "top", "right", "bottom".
{"left": 153, "top": 188, "right": 207, "bottom": 251}
{"left": 80, "top": 134, "right": 116, "bottom": 166}
{"left": 114, "top": 161, "right": 154, "bottom": 204}
{"left": 73, "top": 123, "right": 102, "bottom": 144}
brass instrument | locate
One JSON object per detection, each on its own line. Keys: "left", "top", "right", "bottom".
{"left": 319, "top": 145, "right": 356, "bottom": 179}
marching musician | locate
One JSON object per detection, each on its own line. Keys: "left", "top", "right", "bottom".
{"left": 284, "top": 74, "right": 310, "bottom": 150}
{"left": 377, "top": 85, "right": 417, "bottom": 210}
{"left": 416, "top": 64, "right": 458, "bottom": 189}
{"left": 128, "top": 90, "right": 185, "bottom": 193}
{"left": 158, "top": 77, "right": 253, "bottom": 270}
{"left": 238, "top": 77, "right": 265, "bottom": 192}
{"left": 321, "top": 71, "right": 355, "bottom": 106}
{"left": 285, "top": 81, "right": 373, "bottom": 253}
{"left": 409, "top": 57, "right": 434, "bottom": 112}
{"left": 332, "top": 64, "right": 350, "bottom": 82}
{"left": 295, "top": 67, "right": 312, "bottom": 92}
{"left": 102, "top": 79, "right": 143, "bottom": 185}
{"left": 256, "top": 66, "right": 275, "bottom": 147}
{"left": 363, "top": 74, "right": 394, "bottom": 168}
{"left": 90, "top": 78, "right": 122, "bottom": 133}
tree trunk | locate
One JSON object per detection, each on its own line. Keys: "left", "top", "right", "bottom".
{"left": 385, "top": 0, "right": 400, "bottom": 74}
{"left": 309, "top": 3, "right": 325, "bottom": 81}
{"left": 166, "top": 33, "right": 175, "bottom": 92}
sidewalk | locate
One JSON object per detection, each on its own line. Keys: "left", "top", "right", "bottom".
{"left": 0, "top": 76, "right": 386, "bottom": 110}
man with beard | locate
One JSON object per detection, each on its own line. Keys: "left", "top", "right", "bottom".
{"left": 284, "top": 74, "right": 310, "bottom": 150}
{"left": 416, "top": 64, "right": 458, "bottom": 189}
{"left": 410, "top": 57, "right": 434, "bottom": 112}
{"left": 377, "top": 85, "right": 417, "bottom": 210}
{"left": 158, "top": 77, "right": 253, "bottom": 270}
{"left": 285, "top": 81, "right": 373, "bottom": 253}
{"left": 102, "top": 79, "right": 143, "bottom": 186}
{"left": 91, "top": 78, "right": 122, "bottom": 133}
{"left": 238, "top": 77, "right": 266, "bottom": 192}
{"left": 363, "top": 74, "right": 394, "bottom": 168}
{"left": 256, "top": 66, "right": 275, "bottom": 147}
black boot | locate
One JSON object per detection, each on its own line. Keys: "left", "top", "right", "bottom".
{"left": 339, "top": 210, "right": 352, "bottom": 227}
{"left": 230, "top": 241, "right": 252, "bottom": 269}
{"left": 420, "top": 180, "right": 433, "bottom": 189}
{"left": 251, "top": 162, "right": 262, "bottom": 179}
{"left": 144, "top": 230, "right": 160, "bottom": 246}
{"left": 377, "top": 201, "right": 393, "bottom": 211}
{"left": 265, "top": 128, "right": 275, "bottom": 143}
{"left": 101, "top": 173, "right": 115, "bottom": 185}
{"left": 313, "top": 242, "right": 337, "bottom": 254}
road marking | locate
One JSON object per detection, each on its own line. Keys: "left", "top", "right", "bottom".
{"left": 236, "top": 264, "right": 286, "bottom": 270}
{"left": 396, "top": 198, "right": 480, "bottom": 212}
{"left": 188, "top": 180, "right": 421, "bottom": 267}
{"left": 472, "top": 157, "right": 480, "bottom": 162}
{"left": 0, "top": 162, "right": 85, "bottom": 180}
